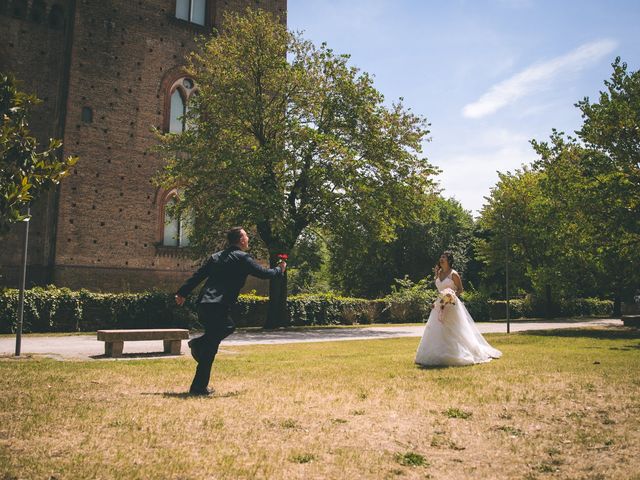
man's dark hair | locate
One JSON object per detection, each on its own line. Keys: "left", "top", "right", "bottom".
{"left": 227, "top": 227, "right": 244, "bottom": 245}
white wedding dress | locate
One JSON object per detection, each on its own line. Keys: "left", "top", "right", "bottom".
{"left": 415, "top": 270, "right": 502, "bottom": 366}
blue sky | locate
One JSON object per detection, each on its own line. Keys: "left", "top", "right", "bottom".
{"left": 288, "top": 0, "right": 640, "bottom": 215}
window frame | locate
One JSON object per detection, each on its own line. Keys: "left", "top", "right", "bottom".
{"left": 171, "top": 0, "right": 213, "bottom": 29}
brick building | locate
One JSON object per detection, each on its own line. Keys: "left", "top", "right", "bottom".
{"left": 0, "top": 0, "right": 287, "bottom": 292}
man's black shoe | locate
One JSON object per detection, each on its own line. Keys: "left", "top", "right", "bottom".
{"left": 188, "top": 387, "right": 213, "bottom": 396}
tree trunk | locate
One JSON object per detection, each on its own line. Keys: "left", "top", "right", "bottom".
{"left": 544, "top": 284, "right": 553, "bottom": 319}
{"left": 613, "top": 294, "right": 621, "bottom": 318}
{"left": 263, "top": 256, "right": 288, "bottom": 329}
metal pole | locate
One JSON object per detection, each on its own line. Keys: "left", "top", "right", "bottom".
{"left": 15, "top": 206, "right": 30, "bottom": 356}
{"left": 505, "top": 236, "right": 510, "bottom": 334}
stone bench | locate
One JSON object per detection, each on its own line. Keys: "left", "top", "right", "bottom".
{"left": 97, "top": 329, "right": 190, "bottom": 357}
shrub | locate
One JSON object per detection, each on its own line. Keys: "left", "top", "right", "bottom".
{"left": 287, "top": 294, "right": 386, "bottom": 326}
{"left": 383, "top": 276, "right": 438, "bottom": 323}
{"left": 460, "top": 290, "right": 491, "bottom": 321}
{"left": 486, "top": 296, "right": 612, "bottom": 319}
{"left": 0, "top": 286, "right": 614, "bottom": 333}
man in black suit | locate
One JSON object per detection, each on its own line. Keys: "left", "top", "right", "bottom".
{"left": 175, "top": 226, "right": 286, "bottom": 395}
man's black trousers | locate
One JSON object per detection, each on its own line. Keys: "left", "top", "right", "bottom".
{"left": 189, "top": 303, "right": 236, "bottom": 392}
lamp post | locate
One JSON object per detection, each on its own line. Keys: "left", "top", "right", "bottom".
{"left": 15, "top": 205, "right": 30, "bottom": 357}
{"left": 505, "top": 235, "right": 510, "bottom": 334}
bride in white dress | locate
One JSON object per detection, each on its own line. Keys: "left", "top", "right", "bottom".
{"left": 415, "top": 251, "right": 502, "bottom": 366}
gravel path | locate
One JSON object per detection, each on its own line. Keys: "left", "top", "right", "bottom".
{"left": 0, "top": 318, "right": 622, "bottom": 360}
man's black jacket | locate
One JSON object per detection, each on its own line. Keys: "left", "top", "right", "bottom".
{"left": 176, "top": 246, "right": 283, "bottom": 305}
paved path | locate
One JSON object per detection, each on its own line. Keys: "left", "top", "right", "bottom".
{"left": 0, "top": 318, "right": 622, "bottom": 360}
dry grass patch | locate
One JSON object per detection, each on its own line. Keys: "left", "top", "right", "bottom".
{"left": 0, "top": 327, "right": 639, "bottom": 479}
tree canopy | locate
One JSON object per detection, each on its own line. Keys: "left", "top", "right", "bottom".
{"left": 155, "top": 9, "right": 439, "bottom": 324}
{"left": 477, "top": 58, "right": 640, "bottom": 313}
{"left": 155, "top": 9, "right": 438, "bottom": 258}
{"left": 330, "top": 196, "right": 473, "bottom": 297}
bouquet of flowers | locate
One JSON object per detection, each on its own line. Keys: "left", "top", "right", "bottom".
{"left": 276, "top": 254, "right": 288, "bottom": 270}
{"left": 437, "top": 288, "right": 457, "bottom": 322}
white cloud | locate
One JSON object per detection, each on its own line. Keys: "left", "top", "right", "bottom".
{"left": 430, "top": 127, "right": 538, "bottom": 215}
{"left": 437, "top": 148, "right": 537, "bottom": 215}
{"left": 462, "top": 39, "right": 618, "bottom": 119}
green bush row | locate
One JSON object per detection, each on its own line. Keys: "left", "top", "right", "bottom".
{"left": 0, "top": 287, "right": 613, "bottom": 333}
{"left": 484, "top": 296, "right": 614, "bottom": 320}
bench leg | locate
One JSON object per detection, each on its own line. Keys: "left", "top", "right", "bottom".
{"left": 164, "top": 339, "right": 182, "bottom": 355}
{"left": 105, "top": 341, "right": 124, "bottom": 358}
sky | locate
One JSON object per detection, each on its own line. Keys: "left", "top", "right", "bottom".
{"left": 287, "top": 0, "right": 640, "bottom": 216}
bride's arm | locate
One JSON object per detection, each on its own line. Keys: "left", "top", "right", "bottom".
{"left": 452, "top": 271, "right": 464, "bottom": 295}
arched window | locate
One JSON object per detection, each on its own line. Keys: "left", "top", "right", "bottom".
{"left": 162, "top": 194, "right": 193, "bottom": 248}
{"left": 167, "top": 77, "right": 197, "bottom": 133}
{"left": 175, "top": 0, "right": 205, "bottom": 26}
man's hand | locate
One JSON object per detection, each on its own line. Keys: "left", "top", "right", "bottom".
{"left": 278, "top": 261, "right": 287, "bottom": 273}
{"left": 175, "top": 294, "right": 186, "bottom": 306}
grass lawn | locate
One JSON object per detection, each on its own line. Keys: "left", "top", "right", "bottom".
{"left": 1, "top": 327, "right": 639, "bottom": 479}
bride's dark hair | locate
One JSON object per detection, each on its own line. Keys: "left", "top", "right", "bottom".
{"left": 442, "top": 251, "right": 454, "bottom": 267}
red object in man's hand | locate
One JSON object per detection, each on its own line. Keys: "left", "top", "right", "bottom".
{"left": 276, "top": 253, "right": 288, "bottom": 273}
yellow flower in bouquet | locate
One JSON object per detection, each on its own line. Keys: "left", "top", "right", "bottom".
{"left": 437, "top": 288, "right": 457, "bottom": 322}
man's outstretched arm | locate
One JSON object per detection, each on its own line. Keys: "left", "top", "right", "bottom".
{"left": 244, "top": 255, "right": 286, "bottom": 279}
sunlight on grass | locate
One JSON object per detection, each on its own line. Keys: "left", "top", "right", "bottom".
{"left": 0, "top": 327, "right": 639, "bottom": 479}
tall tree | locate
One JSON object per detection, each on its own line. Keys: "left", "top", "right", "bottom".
{"left": 330, "top": 197, "right": 473, "bottom": 298}
{"left": 476, "top": 168, "right": 545, "bottom": 301}
{"left": 477, "top": 150, "right": 612, "bottom": 315}
{"left": 530, "top": 135, "right": 607, "bottom": 299}
{"left": 0, "top": 73, "right": 77, "bottom": 234}
{"left": 479, "top": 58, "right": 640, "bottom": 315}
{"left": 574, "top": 57, "right": 640, "bottom": 311}
{"left": 155, "top": 9, "right": 438, "bottom": 326}
{"left": 285, "top": 228, "right": 332, "bottom": 295}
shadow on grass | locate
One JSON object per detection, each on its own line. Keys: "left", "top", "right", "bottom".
{"left": 524, "top": 327, "right": 640, "bottom": 340}
{"left": 142, "top": 390, "right": 246, "bottom": 399}
{"left": 416, "top": 364, "right": 462, "bottom": 370}
{"left": 609, "top": 344, "right": 640, "bottom": 351}
{"left": 147, "top": 392, "right": 200, "bottom": 400}
{"left": 89, "top": 352, "right": 184, "bottom": 360}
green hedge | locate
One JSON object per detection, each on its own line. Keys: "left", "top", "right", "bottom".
{"left": 484, "top": 296, "right": 614, "bottom": 320}
{"left": 0, "top": 288, "right": 192, "bottom": 334}
{"left": 286, "top": 294, "right": 386, "bottom": 326}
{"left": 0, "top": 287, "right": 614, "bottom": 333}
